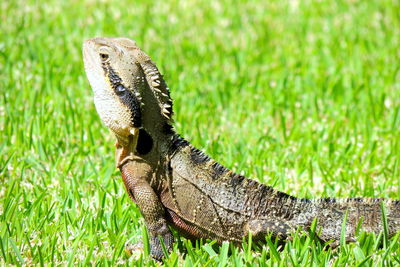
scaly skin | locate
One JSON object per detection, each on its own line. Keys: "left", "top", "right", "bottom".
{"left": 82, "top": 37, "right": 400, "bottom": 260}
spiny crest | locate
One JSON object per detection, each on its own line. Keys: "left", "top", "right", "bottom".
{"left": 190, "top": 146, "right": 211, "bottom": 164}
{"left": 169, "top": 134, "right": 190, "bottom": 154}
{"left": 140, "top": 61, "right": 173, "bottom": 120}
{"left": 133, "top": 75, "right": 146, "bottom": 107}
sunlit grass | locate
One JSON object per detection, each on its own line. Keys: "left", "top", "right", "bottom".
{"left": 1, "top": 0, "right": 399, "bottom": 265}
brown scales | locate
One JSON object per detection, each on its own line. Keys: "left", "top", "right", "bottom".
{"left": 82, "top": 37, "right": 400, "bottom": 261}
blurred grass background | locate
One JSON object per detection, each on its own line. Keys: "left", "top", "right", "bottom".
{"left": 0, "top": 0, "right": 399, "bottom": 265}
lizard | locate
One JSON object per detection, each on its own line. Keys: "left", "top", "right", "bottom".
{"left": 82, "top": 37, "right": 400, "bottom": 260}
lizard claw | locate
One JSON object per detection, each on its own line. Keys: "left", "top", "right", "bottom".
{"left": 125, "top": 232, "right": 173, "bottom": 262}
{"left": 149, "top": 233, "right": 174, "bottom": 261}
{"left": 125, "top": 241, "right": 144, "bottom": 259}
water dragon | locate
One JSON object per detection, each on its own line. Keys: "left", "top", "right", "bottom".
{"left": 82, "top": 37, "right": 400, "bottom": 260}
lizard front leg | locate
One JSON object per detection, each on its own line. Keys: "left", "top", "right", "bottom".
{"left": 119, "top": 159, "right": 173, "bottom": 260}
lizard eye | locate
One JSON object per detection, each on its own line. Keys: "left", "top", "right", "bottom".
{"left": 115, "top": 84, "right": 126, "bottom": 96}
{"left": 99, "top": 53, "right": 109, "bottom": 62}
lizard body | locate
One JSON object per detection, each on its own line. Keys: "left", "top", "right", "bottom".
{"left": 82, "top": 37, "right": 400, "bottom": 260}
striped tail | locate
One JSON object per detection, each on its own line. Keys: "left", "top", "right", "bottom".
{"left": 310, "top": 198, "right": 400, "bottom": 245}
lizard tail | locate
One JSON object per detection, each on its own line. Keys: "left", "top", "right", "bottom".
{"left": 307, "top": 198, "right": 400, "bottom": 245}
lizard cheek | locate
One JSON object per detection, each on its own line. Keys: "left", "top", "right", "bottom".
{"left": 93, "top": 94, "right": 133, "bottom": 137}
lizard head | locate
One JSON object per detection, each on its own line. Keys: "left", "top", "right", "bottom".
{"left": 83, "top": 37, "right": 174, "bottom": 148}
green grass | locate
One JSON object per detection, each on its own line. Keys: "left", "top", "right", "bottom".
{"left": 1, "top": 0, "right": 400, "bottom": 265}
